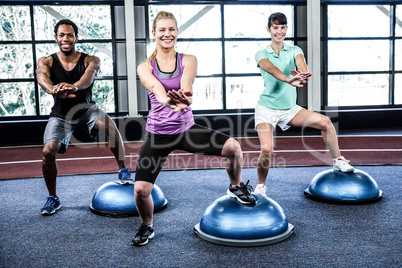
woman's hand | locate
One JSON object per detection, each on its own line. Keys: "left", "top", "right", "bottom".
{"left": 166, "top": 89, "right": 193, "bottom": 112}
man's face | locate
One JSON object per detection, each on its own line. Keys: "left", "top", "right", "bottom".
{"left": 55, "top": 24, "right": 78, "bottom": 56}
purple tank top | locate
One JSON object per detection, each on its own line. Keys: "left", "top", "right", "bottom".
{"left": 146, "top": 53, "right": 195, "bottom": 134}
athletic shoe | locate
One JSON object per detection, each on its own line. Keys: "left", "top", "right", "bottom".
{"left": 132, "top": 223, "right": 155, "bottom": 246}
{"left": 333, "top": 156, "right": 354, "bottom": 173}
{"left": 254, "top": 183, "right": 268, "bottom": 196}
{"left": 40, "top": 196, "right": 61, "bottom": 215}
{"left": 118, "top": 167, "right": 133, "bottom": 184}
{"left": 227, "top": 180, "right": 256, "bottom": 205}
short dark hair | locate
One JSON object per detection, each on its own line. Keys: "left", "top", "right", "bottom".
{"left": 268, "top": 12, "right": 287, "bottom": 28}
{"left": 54, "top": 19, "right": 78, "bottom": 36}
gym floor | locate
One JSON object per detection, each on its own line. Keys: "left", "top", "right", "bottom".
{"left": 0, "top": 166, "right": 400, "bottom": 267}
{"left": 0, "top": 132, "right": 401, "bottom": 267}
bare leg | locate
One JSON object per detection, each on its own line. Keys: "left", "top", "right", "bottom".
{"left": 42, "top": 141, "right": 61, "bottom": 197}
{"left": 288, "top": 109, "right": 341, "bottom": 159}
{"left": 256, "top": 123, "right": 274, "bottom": 185}
{"left": 134, "top": 181, "right": 154, "bottom": 226}
{"left": 95, "top": 117, "right": 126, "bottom": 169}
{"left": 221, "top": 138, "right": 243, "bottom": 186}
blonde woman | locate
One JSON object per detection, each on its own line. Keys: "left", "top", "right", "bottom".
{"left": 132, "top": 11, "right": 255, "bottom": 246}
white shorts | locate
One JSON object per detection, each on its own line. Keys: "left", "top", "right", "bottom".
{"left": 254, "top": 104, "right": 304, "bottom": 131}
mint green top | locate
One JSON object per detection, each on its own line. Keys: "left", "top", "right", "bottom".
{"left": 255, "top": 43, "right": 304, "bottom": 110}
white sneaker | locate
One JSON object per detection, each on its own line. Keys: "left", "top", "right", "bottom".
{"left": 333, "top": 156, "right": 354, "bottom": 173}
{"left": 254, "top": 184, "right": 268, "bottom": 195}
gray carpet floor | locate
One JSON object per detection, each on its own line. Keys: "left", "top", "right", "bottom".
{"left": 1, "top": 166, "right": 401, "bottom": 267}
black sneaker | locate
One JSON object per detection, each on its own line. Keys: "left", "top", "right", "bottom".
{"left": 40, "top": 196, "right": 61, "bottom": 215}
{"left": 132, "top": 223, "right": 155, "bottom": 246}
{"left": 227, "top": 180, "right": 256, "bottom": 205}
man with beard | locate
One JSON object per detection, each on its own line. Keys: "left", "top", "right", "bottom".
{"left": 36, "top": 19, "right": 131, "bottom": 215}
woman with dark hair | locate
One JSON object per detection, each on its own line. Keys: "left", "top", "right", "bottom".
{"left": 254, "top": 12, "right": 354, "bottom": 195}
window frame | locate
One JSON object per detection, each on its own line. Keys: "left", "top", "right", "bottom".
{"left": 144, "top": 0, "right": 306, "bottom": 115}
{"left": 322, "top": 1, "right": 402, "bottom": 110}
{"left": 0, "top": 1, "right": 127, "bottom": 120}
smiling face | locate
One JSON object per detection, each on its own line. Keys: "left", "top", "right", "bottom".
{"left": 152, "top": 18, "right": 178, "bottom": 50}
{"left": 267, "top": 22, "right": 288, "bottom": 43}
{"left": 55, "top": 24, "right": 78, "bottom": 56}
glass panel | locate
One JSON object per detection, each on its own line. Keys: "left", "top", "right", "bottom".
{"left": 395, "top": 74, "right": 402, "bottom": 104}
{"left": 328, "top": 40, "right": 389, "bottom": 72}
{"left": 34, "top": 5, "right": 112, "bottom": 40}
{"left": 396, "top": 5, "right": 402, "bottom": 37}
{"left": 0, "top": 44, "right": 34, "bottom": 79}
{"left": 39, "top": 88, "right": 53, "bottom": 115}
{"left": 328, "top": 74, "right": 389, "bottom": 106}
{"left": 192, "top": 77, "right": 222, "bottom": 110}
{"left": 116, "top": 43, "right": 127, "bottom": 76}
{"left": 114, "top": 6, "right": 126, "bottom": 39}
{"left": 35, "top": 43, "right": 58, "bottom": 62}
{"left": 0, "top": 82, "right": 36, "bottom": 116}
{"left": 118, "top": 80, "right": 128, "bottom": 113}
{"left": 396, "top": 39, "right": 402, "bottom": 71}
{"left": 76, "top": 43, "right": 113, "bottom": 76}
{"left": 0, "top": 6, "right": 31, "bottom": 41}
{"left": 93, "top": 79, "right": 114, "bottom": 113}
{"left": 225, "top": 41, "right": 276, "bottom": 74}
{"left": 328, "top": 5, "right": 390, "bottom": 37}
{"left": 226, "top": 77, "right": 263, "bottom": 109}
{"left": 175, "top": 41, "right": 222, "bottom": 76}
{"left": 224, "top": 5, "right": 293, "bottom": 38}
{"left": 148, "top": 5, "right": 221, "bottom": 38}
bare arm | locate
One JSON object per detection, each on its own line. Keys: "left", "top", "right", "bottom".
{"left": 290, "top": 54, "right": 312, "bottom": 82}
{"left": 258, "top": 58, "right": 291, "bottom": 83}
{"left": 180, "top": 54, "right": 197, "bottom": 94}
{"left": 74, "top": 55, "right": 100, "bottom": 90}
{"left": 295, "top": 54, "right": 309, "bottom": 73}
{"left": 258, "top": 58, "right": 308, "bottom": 87}
{"left": 137, "top": 61, "right": 171, "bottom": 105}
{"left": 166, "top": 54, "right": 197, "bottom": 111}
{"left": 36, "top": 56, "right": 55, "bottom": 95}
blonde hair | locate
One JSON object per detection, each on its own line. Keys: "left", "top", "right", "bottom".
{"left": 147, "top": 11, "right": 178, "bottom": 64}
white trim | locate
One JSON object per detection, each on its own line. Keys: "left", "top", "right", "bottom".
{"left": 307, "top": 0, "right": 321, "bottom": 112}
{"left": 124, "top": 0, "right": 139, "bottom": 116}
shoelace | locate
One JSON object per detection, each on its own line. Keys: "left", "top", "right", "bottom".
{"left": 339, "top": 159, "right": 351, "bottom": 165}
{"left": 120, "top": 167, "right": 132, "bottom": 179}
{"left": 240, "top": 180, "right": 254, "bottom": 194}
{"left": 45, "top": 197, "right": 57, "bottom": 207}
{"left": 137, "top": 224, "right": 151, "bottom": 237}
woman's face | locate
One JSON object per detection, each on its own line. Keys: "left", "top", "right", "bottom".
{"left": 153, "top": 18, "right": 178, "bottom": 50}
{"left": 267, "top": 22, "right": 288, "bottom": 43}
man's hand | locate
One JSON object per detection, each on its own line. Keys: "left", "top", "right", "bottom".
{"left": 53, "top": 83, "right": 78, "bottom": 98}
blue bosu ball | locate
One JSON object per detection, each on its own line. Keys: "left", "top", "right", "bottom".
{"left": 194, "top": 194, "right": 294, "bottom": 247}
{"left": 90, "top": 181, "right": 168, "bottom": 217}
{"left": 304, "top": 169, "right": 382, "bottom": 204}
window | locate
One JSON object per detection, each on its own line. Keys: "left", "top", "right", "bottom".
{"left": 325, "top": 4, "right": 401, "bottom": 108}
{"left": 147, "top": 3, "right": 300, "bottom": 112}
{"left": 0, "top": 3, "right": 123, "bottom": 117}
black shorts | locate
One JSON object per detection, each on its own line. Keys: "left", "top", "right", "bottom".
{"left": 135, "top": 124, "right": 230, "bottom": 184}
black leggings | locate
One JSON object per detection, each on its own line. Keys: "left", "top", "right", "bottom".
{"left": 135, "top": 124, "right": 230, "bottom": 184}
